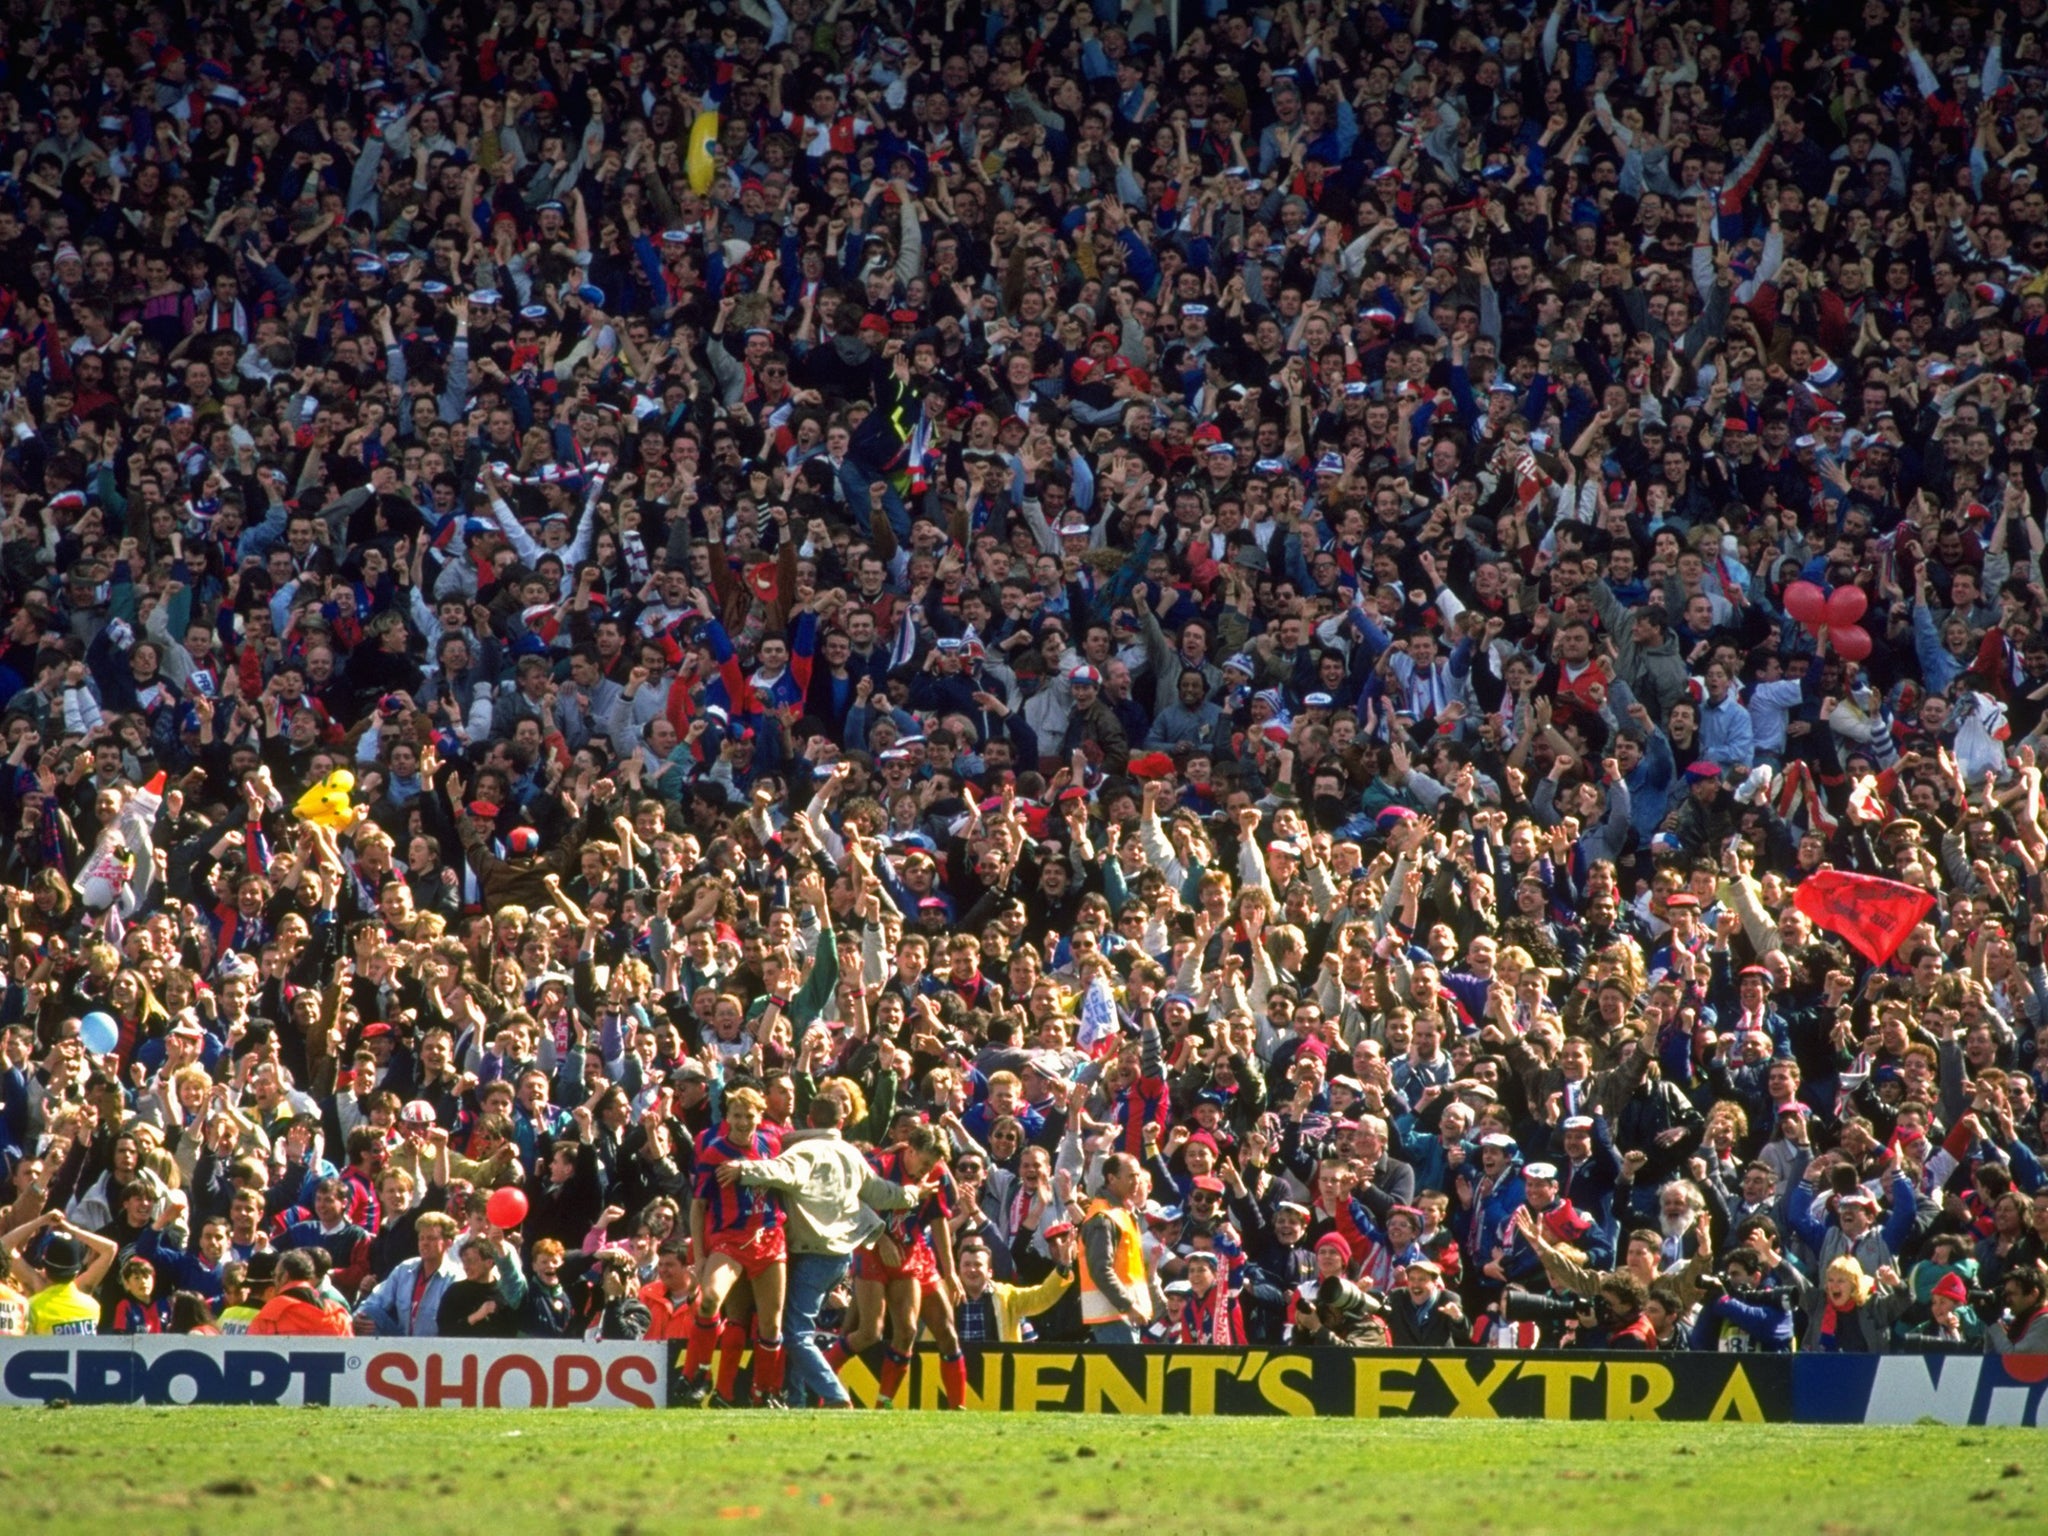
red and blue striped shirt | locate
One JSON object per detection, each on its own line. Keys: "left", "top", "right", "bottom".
{"left": 693, "top": 1128, "right": 786, "bottom": 1235}
{"left": 866, "top": 1149, "right": 955, "bottom": 1249}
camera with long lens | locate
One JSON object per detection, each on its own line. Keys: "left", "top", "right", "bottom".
{"left": 1700, "top": 1275, "right": 1794, "bottom": 1308}
{"left": 1730, "top": 1284, "right": 1795, "bottom": 1308}
{"left": 1501, "top": 1289, "right": 1590, "bottom": 1324}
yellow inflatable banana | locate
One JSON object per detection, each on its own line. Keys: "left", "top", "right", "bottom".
{"left": 685, "top": 108, "right": 720, "bottom": 193}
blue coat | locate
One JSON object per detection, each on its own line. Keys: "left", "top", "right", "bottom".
{"left": 356, "top": 1253, "right": 465, "bottom": 1337}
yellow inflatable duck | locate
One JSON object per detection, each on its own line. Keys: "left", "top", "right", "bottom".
{"left": 293, "top": 769, "right": 356, "bottom": 831}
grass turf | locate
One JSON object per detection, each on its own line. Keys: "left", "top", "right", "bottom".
{"left": 0, "top": 1411, "right": 2043, "bottom": 1534}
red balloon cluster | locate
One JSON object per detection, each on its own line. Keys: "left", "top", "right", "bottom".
{"left": 1783, "top": 581, "right": 1873, "bottom": 661}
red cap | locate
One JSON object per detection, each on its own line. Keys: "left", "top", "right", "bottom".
{"left": 1542, "top": 1202, "right": 1593, "bottom": 1242}
{"left": 467, "top": 799, "right": 501, "bottom": 819}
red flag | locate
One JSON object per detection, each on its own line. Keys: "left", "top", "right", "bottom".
{"left": 1793, "top": 870, "right": 1935, "bottom": 966}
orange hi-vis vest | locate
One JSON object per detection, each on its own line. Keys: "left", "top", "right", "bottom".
{"left": 1078, "top": 1198, "right": 1152, "bottom": 1325}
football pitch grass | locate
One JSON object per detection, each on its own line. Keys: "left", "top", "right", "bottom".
{"left": 1, "top": 1411, "right": 2042, "bottom": 1533}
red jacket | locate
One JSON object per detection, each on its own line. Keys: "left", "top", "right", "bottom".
{"left": 1604, "top": 1311, "right": 1660, "bottom": 1350}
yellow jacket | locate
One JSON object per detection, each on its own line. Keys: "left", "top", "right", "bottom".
{"left": 977, "top": 1267, "right": 1074, "bottom": 1342}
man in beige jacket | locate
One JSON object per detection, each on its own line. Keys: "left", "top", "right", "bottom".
{"left": 725, "top": 1096, "right": 924, "bottom": 1406}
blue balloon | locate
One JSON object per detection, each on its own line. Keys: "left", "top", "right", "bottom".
{"left": 79, "top": 1012, "right": 119, "bottom": 1056}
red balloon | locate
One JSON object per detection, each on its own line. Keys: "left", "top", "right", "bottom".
{"left": 485, "top": 1186, "right": 529, "bottom": 1229}
{"left": 1829, "top": 623, "right": 1873, "bottom": 661}
{"left": 1783, "top": 580, "right": 1829, "bottom": 630}
{"left": 1825, "top": 585, "right": 1868, "bottom": 628}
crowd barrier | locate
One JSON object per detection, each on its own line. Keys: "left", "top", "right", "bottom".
{"left": 3, "top": 1340, "right": 2046, "bottom": 1424}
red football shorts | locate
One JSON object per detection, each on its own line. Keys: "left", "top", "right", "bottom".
{"left": 707, "top": 1227, "right": 788, "bottom": 1278}
{"left": 854, "top": 1236, "right": 937, "bottom": 1287}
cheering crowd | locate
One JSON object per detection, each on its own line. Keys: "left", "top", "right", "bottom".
{"left": 5, "top": 0, "right": 2048, "bottom": 1407}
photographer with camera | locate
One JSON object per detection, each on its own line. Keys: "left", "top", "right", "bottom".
{"left": 1519, "top": 1200, "right": 1718, "bottom": 1314}
{"left": 1986, "top": 1263, "right": 2048, "bottom": 1355}
{"left": 1689, "top": 1248, "right": 1796, "bottom": 1352}
{"left": 1563, "top": 1274, "right": 1658, "bottom": 1351}
{"left": 1487, "top": 1284, "right": 1586, "bottom": 1349}
{"left": 1295, "top": 1270, "right": 1392, "bottom": 1350}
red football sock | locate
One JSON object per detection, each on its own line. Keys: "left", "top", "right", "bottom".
{"left": 822, "top": 1335, "right": 850, "bottom": 1371}
{"left": 875, "top": 1347, "right": 911, "bottom": 1405}
{"left": 714, "top": 1321, "right": 747, "bottom": 1402}
{"left": 753, "top": 1337, "right": 786, "bottom": 1396}
{"left": 939, "top": 1351, "right": 968, "bottom": 1409}
{"left": 682, "top": 1310, "right": 719, "bottom": 1380}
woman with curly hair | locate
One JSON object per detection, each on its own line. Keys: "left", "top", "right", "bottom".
{"left": 1803, "top": 1255, "right": 1912, "bottom": 1353}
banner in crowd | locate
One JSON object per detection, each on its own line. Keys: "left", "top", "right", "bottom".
{"left": 0, "top": 1338, "right": 667, "bottom": 1408}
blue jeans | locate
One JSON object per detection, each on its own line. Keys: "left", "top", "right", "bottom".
{"left": 784, "top": 1250, "right": 852, "bottom": 1406}
{"left": 1089, "top": 1320, "right": 1140, "bottom": 1346}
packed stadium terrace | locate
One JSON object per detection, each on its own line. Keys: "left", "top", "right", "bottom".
{"left": 2, "top": 0, "right": 2048, "bottom": 1399}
